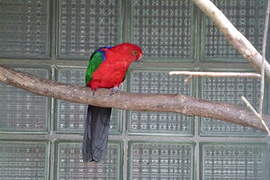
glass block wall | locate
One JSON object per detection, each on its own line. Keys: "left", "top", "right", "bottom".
{"left": 0, "top": 0, "right": 269, "bottom": 179}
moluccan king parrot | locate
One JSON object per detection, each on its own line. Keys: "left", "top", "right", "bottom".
{"left": 83, "top": 43, "right": 143, "bottom": 162}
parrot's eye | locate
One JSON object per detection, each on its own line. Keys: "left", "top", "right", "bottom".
{"left": 132, "top": 50, "right": 139, "bottom": 56}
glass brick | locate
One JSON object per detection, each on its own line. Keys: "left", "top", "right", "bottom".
{"left": 127, "top": 70, "right": 193, "bottom": 135}
{"left": 55, "top": 68, "right": 121, "bottom": 134}
{"left": 58, "top": 0, "right": 121, "bottom": 59}
{"left": 267, "top": 84, "right": 270, "bottom": 114}
{"left": 56, "top": 142, "right": 121, "bottom": 180}
{"left": 0, "top": 141, "right": 48, "bottom": 180}
{"left": 0, "top": 0, "right": 50, "bottom": 58}
{"left": 200, "top": 143, "right": 268, "bottom": 180}
{"left": 0, "top": 68, "right": 49, "bottom": 132}
{"left": 131, "top": 0, "right": 193, "bottom": 59}
{"left": 129, "top": 142, "right": 193, "bottom": 180}
{"left": 200, "top": 77, "right": 266, "bottom": 136}
{"left": 203, "top": 0, "right": 266, "bottom": 59}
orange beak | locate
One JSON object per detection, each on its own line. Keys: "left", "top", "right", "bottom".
{"left": 136, "top": 53, "right": 143, "bottom": 61}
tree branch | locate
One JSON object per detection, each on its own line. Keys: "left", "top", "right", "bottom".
{"left": 192, "top": 0, "right": 270, "bottom": 80}
{"left": 0, "top": 65, "right": 269, "bottom": 132}
{"left": 241, "top": 96, "right": 270, "bottom": 135}
{"left": 259, "top": 0, "right": 270, "bottom": 115}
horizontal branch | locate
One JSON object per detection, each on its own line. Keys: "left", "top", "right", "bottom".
{"left": 192, "top": 0, "right": 270, "bottom": 80}
{"left": 169, "top": 71, "right": 261, "bottom": 78}
{"left": 0, "top": 65, "right": 269, "bottom": 132}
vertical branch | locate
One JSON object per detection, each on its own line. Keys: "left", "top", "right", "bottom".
{"left": 260, "top": 0, "right": 270, "bottom": 115}
{"left": 192, "top": 0, "right": 270, "bottom": 80}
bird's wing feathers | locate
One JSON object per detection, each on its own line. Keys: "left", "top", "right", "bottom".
{"left": 85, "top": 47, "right": 113, "bottom": 84}
{"left": 85, "top": 51, "right": 105, "bottom": 84}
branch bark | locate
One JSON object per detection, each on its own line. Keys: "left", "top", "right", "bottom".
{"left": 192, "top": 0, "right": 270, "bottom": 80}
{"left": 0, "top": 65, "right": 269, "bottom": 132}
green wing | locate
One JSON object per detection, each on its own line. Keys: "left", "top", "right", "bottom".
{"left": 85, "top": 51, "right": 104, "bottom": 85}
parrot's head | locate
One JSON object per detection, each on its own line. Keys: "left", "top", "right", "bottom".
{"left": 114, "top": 43, "right": 143, "bottom": 62}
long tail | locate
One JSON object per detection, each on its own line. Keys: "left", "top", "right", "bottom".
{"left": 82, "top": 105, "right": 112, "bottom": 162}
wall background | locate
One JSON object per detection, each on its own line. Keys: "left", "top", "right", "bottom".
{"left": 0, "top": 0, "right": 269, "bottom": 179}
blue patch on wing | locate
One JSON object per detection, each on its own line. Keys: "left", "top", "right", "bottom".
{"left": 96, "top": 46, "right": 112, "bottom": 61}
{"left": 97, "top": 46, "right": 112, "bottom": 50}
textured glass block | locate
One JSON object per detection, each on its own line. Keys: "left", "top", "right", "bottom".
{"left": 58, "top": 0, "right": 120, "bottom": 59}
{"left": 200, "top": 77, "right": 266, "bottom": 136}
{"left": 129, "top": 142, "right": 193, "bottom": 180}
{"left": 0, "top": 141, "right": 48, "bottom": 180}
{"left": 200, "top": 143, "right": 268, "bottom": 180}
{"left": 268, "top": 85, "right": 270, "bottom": 114}
{"left": 56, "top": 142, "right": 121, "bottom": 180}
{"left": 0, "top": 68, "right": 49, "bottom": 132}
{"left": 131, "top": 0, "right": 193, "bottom": 58}
{"left": 202, "top": 77, "right": 261, "bottom": 106}
{"left": 0, "top": 0, "right": 50, "bottom": 58}
{"left": 55, "top": 68, "right": 121, "bottom": 134}
{"left": 128, "top": 70, "right": 193, "bottom": 135}
{"left": 203, "top": 0, "right": 266, "bottom": 59}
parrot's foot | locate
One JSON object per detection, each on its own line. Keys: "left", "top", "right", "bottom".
{"left": 91, "top": 88, "right": 98, "bottom": 96}
{"left": 109, "top": 87, "right": 120, "bottom": 96}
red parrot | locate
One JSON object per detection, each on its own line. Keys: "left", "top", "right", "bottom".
{"left": 83, "top": 43, "right": 143, "bottom": 162}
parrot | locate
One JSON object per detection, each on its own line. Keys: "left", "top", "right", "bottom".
{"left": 83, "top": 43, "right": 143, "bottom": 162}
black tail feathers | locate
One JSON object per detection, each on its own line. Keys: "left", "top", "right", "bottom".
{"left": 82, "top": 105, "right": 112, "bottom": 162}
